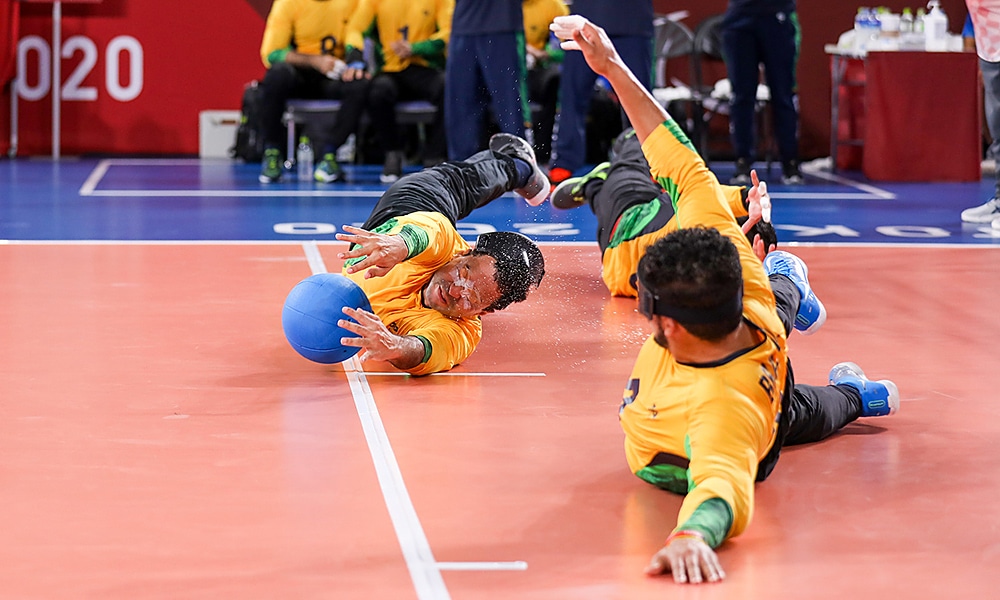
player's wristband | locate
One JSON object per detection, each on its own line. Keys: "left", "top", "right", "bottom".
{"left": 665, "top": 529, "right": 705, "bottom": 545}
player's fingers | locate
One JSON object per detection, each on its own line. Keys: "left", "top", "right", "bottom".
{"left": 750, "top": 169, "right": 759, "bottom": 188}
{"left": 685, "top": 555, "right": 703, "bottom": 583}
{"left": 670, "top": 557, "right": 688, "bottom": 583}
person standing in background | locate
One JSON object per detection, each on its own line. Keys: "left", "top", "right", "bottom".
{"left": 523, "top": 0, "right": 570, "bottom": 165}
{"left": 722, "top": 0, "right": 804, "bottom": 186}
{"left": 445, "top": 0, "right": 531, "bottom": 161}
{"left": 547, "top": 0, "right": 654, "bottom": 185}
{"left": 959, "top": 0, "right": 1000, "bottom": 230}
{"left": 345, "top": 0, "right": 454, "bottom": 182}
{"left": 257, "top": 0, "right": 369, "bottom": 184}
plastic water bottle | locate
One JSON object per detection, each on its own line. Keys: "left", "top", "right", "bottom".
{"left": 296, "top": 136, "right": 313, "bottom": 182}
{"left": 900, "top": 7, "right": 914, "bottom": 34}
{"left": 914, "top": 8, "right": 926, "bottom": 34}
{"left": 854, "top": 7, "right": 870, "bottom": 51}
{"left": 923, "top": 0, "right": 948, "bottom": 51}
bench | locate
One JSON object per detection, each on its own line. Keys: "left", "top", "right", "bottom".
{"left": 282, "top": 99, "right": 438, "bottom": 165}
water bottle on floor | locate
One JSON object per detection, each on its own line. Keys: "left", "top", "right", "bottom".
{"left": 296, "top": 136, "right": 314, "bottom": 182}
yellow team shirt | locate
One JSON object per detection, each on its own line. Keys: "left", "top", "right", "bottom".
{"left": 260, "top": 0, "right": 359, "bottom": 67}
{"left": 522, "top": 0, "right": 569, "bottom": 51}
{"left": 343, "top": 212, "right": 482, "bottom": 377}
{"left": 600, "top": 185, "right": 749, "bottom": 298}
{"left": 618, "top": 122, "right": 788, "bottom": 543}
{"left": 346, "top": 0, "right": 454, "bottom": 73}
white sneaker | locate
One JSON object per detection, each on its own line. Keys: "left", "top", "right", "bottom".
{"left": 960, "top": 197, "right": 1000, "bottom": 223}
{"left": 993, "top": 216, "right": 1000, "bottom": 231}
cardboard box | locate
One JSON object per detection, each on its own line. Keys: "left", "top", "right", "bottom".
{"left": 199, "top": 110, "right": 241, "bottom": 158}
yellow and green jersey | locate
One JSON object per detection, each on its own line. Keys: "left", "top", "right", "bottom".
{"left": 601, "top": 184, "right": 749, "bottom": 298}
{"left": 618, "top": 122, "right": 788, "bottom": 547}
{"left": 346, "top": 0, "right": 454, "bottom": 72}
{"left": 343, "top": 212, "right": 481, "bottom": 376}
{"left": 260, "top": 0, "right": 360, "bottom": 67}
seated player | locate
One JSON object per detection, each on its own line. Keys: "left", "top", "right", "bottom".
{"left": 551, "top": 126, "right": 777, "bottom": 298}
{"left": 552, "top": 15, "right": 900, "bottom": 584}
{"left": 334, "top": 133, "right": 549, "bottom": 376}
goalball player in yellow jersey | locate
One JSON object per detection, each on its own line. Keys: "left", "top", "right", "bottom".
{"left": 552, "top": 16, "right": 900, "bottom": 584}
{"left": 549, "top": 125, "right": 777, "bottom": 297}
{"left": 257, "top": 0, "right": 370, "bottom": 184}
{"left": 332, "top": 133, "right": 549, "bottom": 376}
{"left": 344, "top": 0, "right": 454, "bottom": 179}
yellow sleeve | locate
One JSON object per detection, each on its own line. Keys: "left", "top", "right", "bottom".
{"left": 641, "top": 123, "right": 774, "bottom": 318}
{"left": 404, "top": 317, "right": 482, "bottom": 376}
{"left": 260, "top": 0, "right": 294, "bottom": 68}
{"left": 723, "top": 185, "right": 747, "bottom": 218}
{"left": 676, "top": 380, "right": 771, "bottom": 540}
{"left": 345, "top": 0, "right": 377, "bottom": 52}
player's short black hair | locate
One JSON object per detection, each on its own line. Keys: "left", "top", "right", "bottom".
{"left": 471, "top": 231, "right": 545, "bottom": 313}
{"left": 637, "top": 226, "right": 743, "bottom": 341}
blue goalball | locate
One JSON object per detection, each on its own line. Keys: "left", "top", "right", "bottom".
{"left": 282, "top": 273, "right": 372, "bottom": 364}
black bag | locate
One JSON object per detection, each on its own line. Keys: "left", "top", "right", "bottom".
{"left": 230, "top": 80, "right": 265, "bottom": 162}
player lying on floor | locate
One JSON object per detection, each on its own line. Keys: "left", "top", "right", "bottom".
{"left": 334, "top": 133, "right": 548, "bottom": 376}
{"left": 552, "top": 14, "right": 900, "bottom": 584}
{"left": 550, "top": 126, "right": 776, "bottom": 297}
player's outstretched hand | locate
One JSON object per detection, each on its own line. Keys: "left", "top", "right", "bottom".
{"left": 550, "top": 16, "right": 620, "bottom": 78}
{"left": 337, "top": 224, "right": 409, "bottom": 278}
{"left": 742, "top": 169, "right": 777, "bottom": 261}
{"left": 338, "top": 306, "right": 420, "bottom": 367}
{"left": 644, "top": 537, "right": 725, "bottom": 585}
{"left": 742, "top": 169, "right": 772, "bottom": 231}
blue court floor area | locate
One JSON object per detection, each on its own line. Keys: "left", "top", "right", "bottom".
{"left": 1, "top": 156, "right": 998, "bottom": 245}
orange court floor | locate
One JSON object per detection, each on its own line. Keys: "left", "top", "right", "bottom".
{"left": 2, "top": 241, "right": 1000, "bottom": 599}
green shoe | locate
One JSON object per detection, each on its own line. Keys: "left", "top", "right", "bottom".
{"left": 314, "top": 153, "right": 343, "bottom": 183}
{"left": 258, "top": 148, "right": 282, "bottom": 183}
{"left": 550, "top": 162, "right": 611, "bottom": 210}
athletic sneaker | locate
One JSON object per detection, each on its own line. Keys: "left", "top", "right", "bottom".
{"left": 993, "top": 216, "right": 1000, "bottom": 231}
{"left": 729, "top": 157, "right": 751, "bottom": 185}
{"left": 781, "top": 160, "right": 804, "bottom": 185}
{"left": 489, "top": 133, "right": 550, "bottom": 206}
{"left": 259, "top": 148, "right": 282, "bottom": 183}
{"left": 960, "top": 197, "right": 1000, "bottom": 223}
{"left": 829, "top": 362, "right": 900, "bottom": 417}
{"left": 314, "top": 154, "right": 343, "bottom": 183}
{"left": 551, "top": 162, "right": 611, "bottom": 210}
{"left": 762, "top": 250, "right": 827, "bottom": 335}
{"left": 380, "top": 150, "right": 404, "bottom": 184}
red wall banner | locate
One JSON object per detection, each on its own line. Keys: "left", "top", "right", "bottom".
{"left": 1, "top": 0, "right": 266, "bottom": 155}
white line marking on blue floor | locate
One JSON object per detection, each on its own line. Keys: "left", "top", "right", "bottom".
{"left": 82, "top": 189, "right": 387, "bottom": 198}
{"left": 801, "top": 165, "right": 897, "bottom": 199}
{"left": 79, "top": 159, "right": 112, "bottom": 195}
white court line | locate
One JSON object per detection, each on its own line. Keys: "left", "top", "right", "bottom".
{"left": 343, "top": 354, "right": 451, "bottom": 600}
{"left": 78, "top": 158, "right": 896, "bottom": 200}
{"left": 79, "top": 159, "right": 112, "bottom": 196}
{"left": 364, "top": 371, "right": 545, "bottom": 377}
{"left": 300, "top": 242, "right": 531, "bottom": 599}
{"left": 437, "top": 562, "right": 528, "bottom": 571}
{"left": 801, "top": 164, "right": 897, "bottom": 200}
